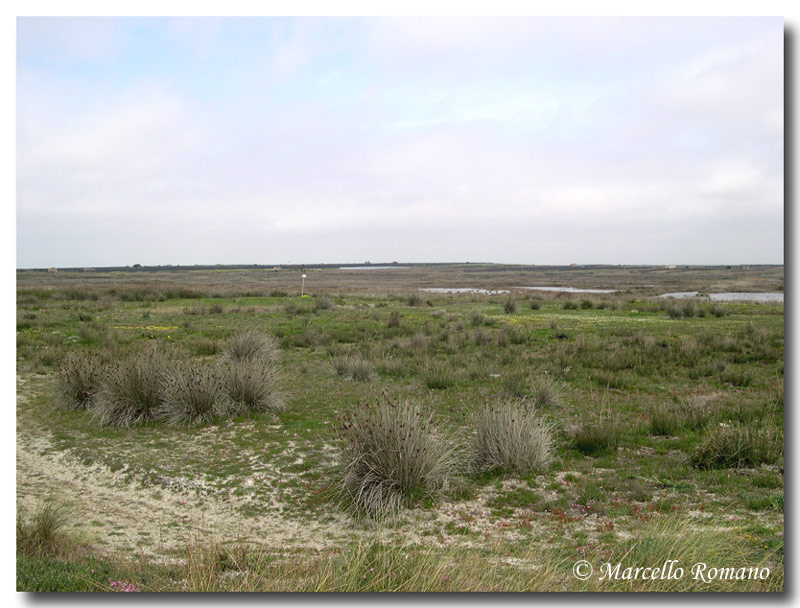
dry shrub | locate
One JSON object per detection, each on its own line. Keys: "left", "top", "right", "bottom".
{"left": 529, "top": 375, "right": 564, "bottom": 409}
{"left": 337, "top": 396, "right": 458, "bottom": 518}
{"left": 91, "top": 349, "right": 168, "bottom": 427}
{"left": 473, "top": 400, "right": 553, "bottom": 476}
{"left": 221, "top": 359, "right": 283, "bottom": 414}
{"left": 222, "top": 331, "right": 280, "bottom": 363}
{"left": 332, "top": 354, "right": 375, "bottom": 382}
{"left": 55, "top": 351, "right": 105, "bottom": 410}
{"left": 159, "top": 361, "right": 230, "bottom": 425}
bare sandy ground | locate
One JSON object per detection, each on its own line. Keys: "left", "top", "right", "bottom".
{"left": 15, "top": 374, "right": 355, "bottom": 560}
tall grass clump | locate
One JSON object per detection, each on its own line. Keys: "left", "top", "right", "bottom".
{"left": 422, "top": 361, "right": 455, "bottom": 389}
{"left": 332, "top": 354, "right": 375, "bottom": 382}
{"left": 407, "top": 293, "right": 424, "bottom": 307}
{"left": 55, "top": 351, "right": 105, "bottom": 410}
{"left": 529, "top": 375, "right": 564, "bottom": 409}
{"left": 690, "top": 425, "right": 783, "bottom": 469}
{"left": 503, "top": 298, "right": 517, "bottom": 314}
{"left": 678, "top": 394, "right": 719, "bottom": 430}
{"left": 572, "top": 408, "right": 621, "bottom": 455}
{"left": 159, "top": 361, "right": 230, "bottom": 425}
{"left": 662, "top": 299, "right": 701, "bottom": 319}
{"left": 596, "top": 517, "right": 783, "bottom": 592}
{"left": 222, "top": 331, "right": 280, "bottom": 363}
{"left": 472, "top": 329, "right": 492, "bottom": 346}
{"left": 648, "top": 402, "right": 682, "bottom": 436}
{"left": 336, "top": 396, "right": 458, "bottom": 518}
{"left": 470, "top": 312, "right": 487, "bottom": 326}
{"left": 221, "top": 359, "right": 283, "bottom": 414}
{"left": 710, "top": 304, "right": 730, "bottom": 318}
{"left": 76, "top": 323, "right": 118, "bottom": 349}
{"left": 501, "top": 372, "right": 529, "bottom": 398}
{"left": 473, "top": 400, "right": 553, "bottom": 476}
{"left": 313, "top": 296, "right": 333, "bottom": 312}
{"left": 720, "top": 367, "right": 754, "bottom": 387}
{"left": 17, "top": 500, "right": 70, "bottom": 559}
{"left": 91, "top": 349, "right": 168, "bottom": 427}
{"left": 176, "top": 535, "right": 567, "bottom": 592}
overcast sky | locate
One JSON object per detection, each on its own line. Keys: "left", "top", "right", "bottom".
{"left": 16, "top": 16, "right": 783, "bottom": 268}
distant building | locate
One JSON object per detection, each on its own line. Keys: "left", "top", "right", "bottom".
{"left": 666, "top": 264, "right": 677, "bottom": 269}
{"left": 48, "top": 267, "right": 57, "bottom": 273}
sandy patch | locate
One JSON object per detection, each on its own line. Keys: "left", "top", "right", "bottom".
{"left": 15, "top": 374, "right": 355, "bottom": 559}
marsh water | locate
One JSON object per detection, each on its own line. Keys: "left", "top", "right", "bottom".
{"left": 420, "top": 286, "right": 617, "bottom": 295}
{"left": 517, "top": 286, "right": 618, "bottom": 294}
{"left": 339, "top": 266, "right": 409, "bottom": 270}
{"left": 420, "top": 287, "right": 511, "bottom": 295}
{"left": 659, "top": 291, "right": 783, "bottom": 303}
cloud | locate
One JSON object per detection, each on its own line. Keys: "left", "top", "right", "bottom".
{"left": 15, "top": 17, "right": 783, "bottom": 268}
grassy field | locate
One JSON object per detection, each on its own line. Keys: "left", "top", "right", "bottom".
{"left": 16, "top": 264, "right": 784, "bottom": 591}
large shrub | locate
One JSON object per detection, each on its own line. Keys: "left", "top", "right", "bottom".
{"left": 337, "top": 396, "right": 458, "bottom": 518}
{"left": 221, "top": 359, "right": 283, "bottom": 414}
{"left": 55, "top": 351, "right": 105, "bottom": 410}
{"left": 159, "top": 361, "right": 230, "bottom": 425}
{"left": 90, "top": 349, "right": 168, "bottom": 427}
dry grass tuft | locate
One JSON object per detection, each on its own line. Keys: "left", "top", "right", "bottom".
{"left": 90, "top": 349, "right": 168, "bottom": 427}
{"left": 222, "top": 331, "right": 281, "bottom": 363}
{"left": 473, "top": 400, "right": 553, "bottom": 475}
{"left": 55, "top": 351, "right": 106, "bottom": 410}
{"left": 337, "top": 396, "right": 459, "bottom": 518}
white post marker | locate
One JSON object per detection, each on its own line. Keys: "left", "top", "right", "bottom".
{"left": 301, "top": 274, "right": 306, "bottom": 296}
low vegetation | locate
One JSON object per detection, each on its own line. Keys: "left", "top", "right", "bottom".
{"left": 16, "top": 265, "right": 784, "bottom": 591}
{"left": 690, "top": 425, "right": 783, "bottom": 469}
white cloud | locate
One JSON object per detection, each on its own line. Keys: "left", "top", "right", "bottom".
{"left": 15, "top": 17, "right": 783, "bottom": 267}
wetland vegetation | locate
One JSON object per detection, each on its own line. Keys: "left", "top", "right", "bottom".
{"left": 16, "top": 263, "right": 784, "bottom": 591}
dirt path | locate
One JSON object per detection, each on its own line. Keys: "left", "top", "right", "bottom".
{"left": 16, "top": 375, "right": 353, "bottom": 560}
